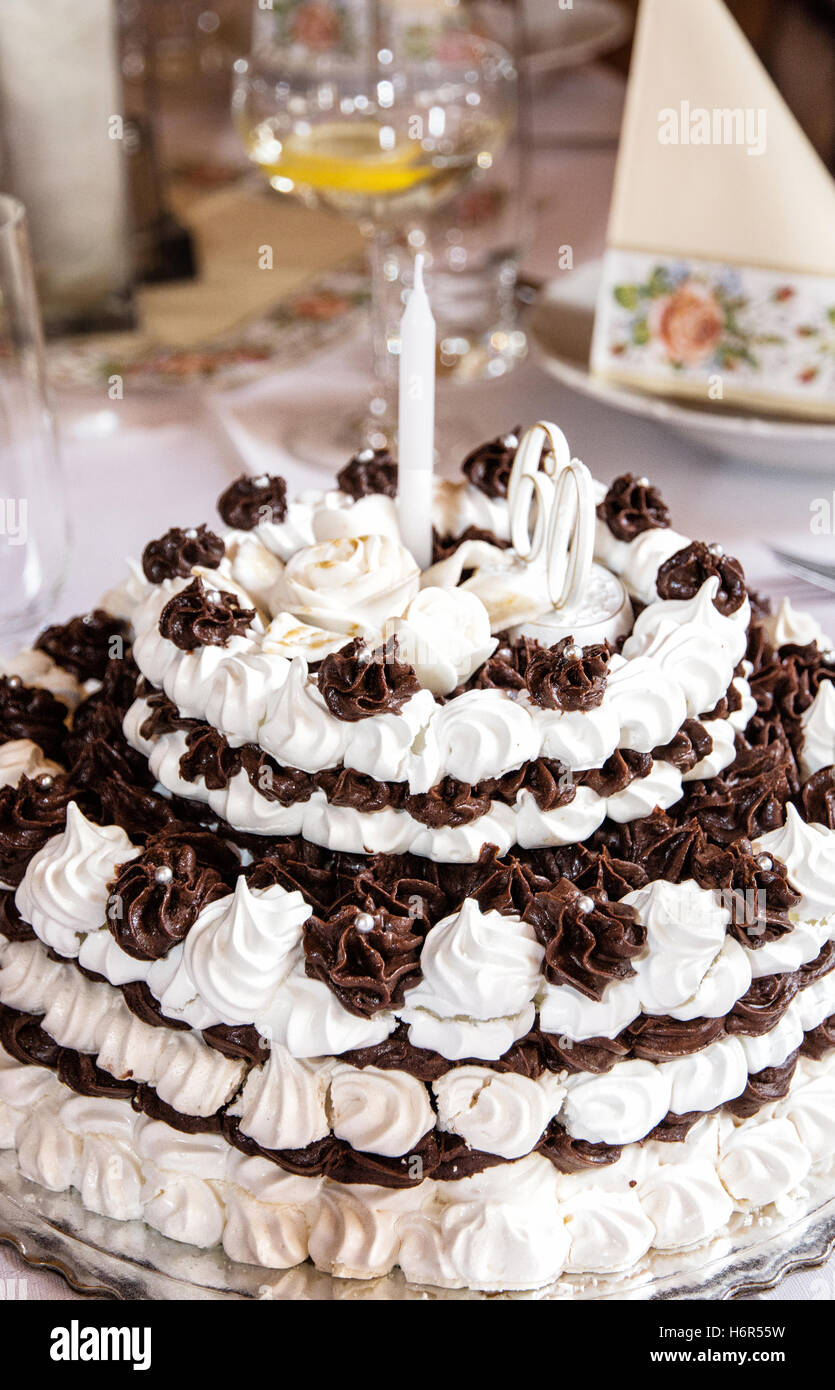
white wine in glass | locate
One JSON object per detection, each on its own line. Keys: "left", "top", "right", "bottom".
{"left": 240, "top": 67, "right": 511, "bottom": 220}
{"left": 232, "top": 12, "right": 516, "bottom": 451}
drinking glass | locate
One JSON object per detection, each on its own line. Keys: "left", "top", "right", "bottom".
{"left": 0, "top": 197, "right": 69, "bottom": 648}
{"left": 232, "top": 0, "right": 516, "bottom": 450}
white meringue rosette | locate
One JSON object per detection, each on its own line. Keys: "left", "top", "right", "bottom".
{"left": 799, "top": 680, "right": 835, "bottom": 780}
{"left": 400, "top": 899, "right": 544, "bottom": 1059}
{"left": 203, "top": 650, "right": 290, "bottom": 745}
{"left": 594, "top": 523, "right": 690, "bottom": 604}
{"left": 622, "top": 577, "right": 749, "bottom": 718}
{"left": 310, "top": 491, "right": 401, "bottom": 543}
{"left": 382, "top": 587, "right": 496, "bottom": 696}
{"left": 754, "top": 805, "right": 835, "bottom": 923}
{"left": 433, "top": 1067, "right": 565, "bottom": 1160}
{"left": 16, "top": 803, "right": 139, "bottom": 959}
{"left": 184, "top": 877, "right": 311, "bottom": 1026}
{"left": 328, "top": 1063, "right": 435, "bottom": 1158}
{"left": 765, "top": 597, "right": 833, "bottom": 652}
{"left": 0, "top": 648, "right": 82, "bottom": 710}
{"left": 250, "top": 499, "right": 317, "bottom": 563}
{"left": 0, "top": 739, "right": 63, "bottom": 790}
{"left": 228, "top": 1045, "right": 334, "bottom": 1151}
{"left": 431, "top": 689, "right": 538, "bottom": 784}
{"left": 260, "top": 656, "right": 349, "bottom": 772}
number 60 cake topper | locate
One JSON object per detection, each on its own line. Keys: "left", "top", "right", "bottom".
{"left": 507, "top": 421, "right": 596, "bottom": 615}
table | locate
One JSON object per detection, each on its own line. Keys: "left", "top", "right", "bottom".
{"left": 3, "top": 63, "right": 833, "bottom": 1301}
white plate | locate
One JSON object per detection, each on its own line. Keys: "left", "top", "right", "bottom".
{"left": 477, "top": 0, "right": 632, "bottom": 75}
{"left": 529, "top": 262, "right": 835, "bottom": 471}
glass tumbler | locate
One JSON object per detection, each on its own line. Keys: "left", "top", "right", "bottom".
{"left": 0, "top": 196, "right": 69, "bottom": 649}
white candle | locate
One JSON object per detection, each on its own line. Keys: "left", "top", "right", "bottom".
{"left": 397, "top": 254, "right": 435, "bottom": 571}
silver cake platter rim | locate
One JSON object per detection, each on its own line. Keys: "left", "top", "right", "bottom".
{"left": 1, "top": 1151, "right": 834, "bottom": 1301}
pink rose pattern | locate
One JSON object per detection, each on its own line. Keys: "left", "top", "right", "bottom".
{"left": 647, "top": 282, "right": 724, "bottom": 367}
{"left": 266, "top": 0, "right": 353, "bottom": 55}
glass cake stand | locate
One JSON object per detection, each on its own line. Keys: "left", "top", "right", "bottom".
{"left": 1, "top": 1152, "right": 835, "bottom": 1301}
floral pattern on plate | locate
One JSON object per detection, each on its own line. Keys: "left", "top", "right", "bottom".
{"left": 46, "top": 270, "right": 369, "bottom": 394}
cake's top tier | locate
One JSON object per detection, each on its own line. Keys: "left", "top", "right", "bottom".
{"left": 105, "top": 430, "right": 766, "bottom": 801}
{"left": 11, "top": 425, "right": 832, "bottom": 848}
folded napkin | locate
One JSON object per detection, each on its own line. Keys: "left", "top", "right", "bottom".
{"left": 591, "top": 0, "right": 835, "bottom": 420}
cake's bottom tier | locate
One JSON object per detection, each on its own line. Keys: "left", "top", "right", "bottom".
{"left": 2, "top": 1042, "right": 834, "bottom": 1292}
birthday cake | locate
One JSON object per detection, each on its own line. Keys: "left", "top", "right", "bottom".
{"left": 0, "top": 423, "right": 834, "bottom": 1293}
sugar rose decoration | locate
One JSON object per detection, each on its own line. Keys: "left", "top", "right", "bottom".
{"left": 273, "top": 534, "right": 420, "bottom": 635}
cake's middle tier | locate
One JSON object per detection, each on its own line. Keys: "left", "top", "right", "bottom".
{"left": 5, "top": 787, "right": 835, "bottom": 1162}
{"left": 122, "top": 668, "right": 753, "bottom": 860}
{"left": 2, "top": 920, "right": 835, "bottom": 1166}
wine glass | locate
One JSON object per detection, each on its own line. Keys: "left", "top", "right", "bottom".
{"left": 231, "top": 0, "right": 516, "bottom": 454}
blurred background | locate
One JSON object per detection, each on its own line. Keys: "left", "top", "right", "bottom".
{"left": 0, "top": 0, "right": 832, "bottom": 386}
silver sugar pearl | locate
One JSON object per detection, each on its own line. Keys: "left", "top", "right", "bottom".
{"left": 184, "top": 528, "right": 198, "bottom": 539}
{"left": 755, "top": 853, "right": 773, "bottom": 871}
{"left": 636, "top": 476, "right": 649, "bottom": 487}
{"left": 576, "top": 895, "right": 595, "bottom": 914}
{"left": 564, "top": 644, "right": 583, "bottom": 660}
{"left": 36, "top": 774, "right": 54, "bottom": 790}
{"left": 6, "top": 676, "right": 21, "bottom": 689}
{"left": 357, "top": 448, "right": 375, "bottom": 462}
{"left": 205, "top": 589, "right": 221, "bottom": 603}
{"left": 154, "top": 865, "right": 174, "bottom": 885}
{"left": 253, "top": 474, "right": 270, "bottom": 487}
{"left": 708, "top": 542, "right": 724, "bottom": 557}
{"left": 502, "top": 433, "right": 519, "bottom": 450}
{"left": 355, "top": 912, "right": 375, "bottom": 933}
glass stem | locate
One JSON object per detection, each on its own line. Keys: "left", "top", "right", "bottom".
{"left": 361, "top": 220, "right": 398, "bottom": 448}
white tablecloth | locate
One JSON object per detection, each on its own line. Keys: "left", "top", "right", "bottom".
{"left": 4, "top": 63, "right": 833, "bottom": 1300}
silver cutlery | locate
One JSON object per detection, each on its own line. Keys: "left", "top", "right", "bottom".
{"left": 769, "top": 546, "right": 835, "bottom": 597}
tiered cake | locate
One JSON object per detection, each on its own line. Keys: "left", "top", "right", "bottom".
{"left": 0, "top": 427, "right": 833, "bottom": 1292}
